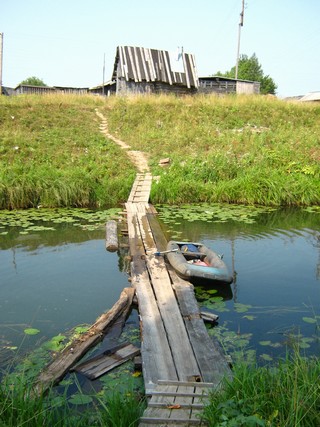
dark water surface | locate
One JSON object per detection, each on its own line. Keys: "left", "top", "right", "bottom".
{"left": 0, "top": 209, "right": 129, "bottom": 369}
{"left": 157, "top": 205, "right": 320, "bottom": 362}
{"left": 0, "top": 206, "right": 319, "bottom": 369}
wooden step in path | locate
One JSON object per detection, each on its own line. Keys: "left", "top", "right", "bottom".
{"left": 139, "top": 381, "right": 212, "bottom": 426}
{"left": 125, "top": 173, "right": 231, "bottom": 426}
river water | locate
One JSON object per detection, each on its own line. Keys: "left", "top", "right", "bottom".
{"left": 0, "top": 206, "right": 319, "bottom": 370}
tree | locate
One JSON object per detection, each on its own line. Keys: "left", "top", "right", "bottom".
{"left": 215, "top": 53, "right": 277, "bottom": 95}
{"left": 19, "top": 76, "right": 47, "bottom": 87}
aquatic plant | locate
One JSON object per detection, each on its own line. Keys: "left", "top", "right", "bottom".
{"left": 202, "top": 350, "right": 320, "bottom": 426}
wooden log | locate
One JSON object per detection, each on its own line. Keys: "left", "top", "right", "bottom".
{"left": 33, "top": 287, "right": 134, "bottom": 395}
{"left": 201, "top": 311, "right": 219, "bottom": 323}
{"left": 106, "top": 220, "right": 118, "bottom": 252}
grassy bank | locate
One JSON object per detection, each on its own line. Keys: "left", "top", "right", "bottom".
{"left": 104, "top": 94, "right": 320, "bottom": 206}
{"left": 0, "top": 93, "right": 319, "bottom": 209}
{"left": 0, "top": 94, "right": 136, "bottom": 209}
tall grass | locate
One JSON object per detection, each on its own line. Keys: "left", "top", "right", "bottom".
{"left": 202, "top": 351, "right": 320, "bottom": 426}
{"left": 106, "top": 94, "right": 320, "bottom": 206}
{"left": 0, "top": 94, "right": 136, "bottom": 209}
{"left": 1, "top": 93, "right": 319, "bottom": 208}
{"left": 0, "top": 372, "right": 145, "bottom": 427}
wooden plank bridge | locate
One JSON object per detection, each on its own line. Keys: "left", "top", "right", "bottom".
{"left": 125, "top": 173, "right": 231, "bottom": 426}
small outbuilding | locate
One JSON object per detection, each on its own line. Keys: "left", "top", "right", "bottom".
{"left": 198, "top": 76, "right": 260, "bottom": 95}
{"left": 299, "top": 91, "right": 320, "bottom": 102}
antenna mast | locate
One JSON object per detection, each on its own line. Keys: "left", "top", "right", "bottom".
{"left": 235, "top": 0, "right": 245, "bottom": 80}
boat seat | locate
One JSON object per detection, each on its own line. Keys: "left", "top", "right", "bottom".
{"left": 182, "top": 251, "right": 205, "bottom": 260}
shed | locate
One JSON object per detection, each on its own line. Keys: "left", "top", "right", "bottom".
{"left": 299, "top": 91, "right": 320, "bottom": 102}
{"left": 14, "top": 84, "right": 89, "bottom": 95}
{"left": 198, "top": 76, "right": 260, "bottom": 95}
{"left": 111, "top": 45, "right": 198, "bottom": 95}
{"left": 89, "top": 81, "right": 116, "bottom": 96}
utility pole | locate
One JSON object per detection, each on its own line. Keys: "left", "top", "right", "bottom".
{"left": 235, "top": 0, "right": 245, "bottom": 80}
{"left": 0, "top": 33, "right": 3, "bottom": 95}
{"left": 102, "top": 53, "right": 105, "bottom": 96}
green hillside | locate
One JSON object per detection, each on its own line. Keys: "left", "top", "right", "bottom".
{"left": 1, "top": 93, "right": 319, "bottom": 209}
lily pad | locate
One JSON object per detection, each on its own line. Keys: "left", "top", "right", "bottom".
{"left": 259, "top": 340, "right": 272, "bottom": 346}
{"left": 302, "top": 316, "right": 317, "bottom": 324}
{"left": 69, "top": 393, "right": 93, "bottom": 405}
{"left": 260, "top": 353, "right": 273, "bottom": 361}
{"left": 234, "top": 303, "right": 252, "bottom": 313}
{"left": 243, "top": 315, "right": 255, "bottom": 321}
{"left": 24, "top": 328, "right": 40, "bottom": 335}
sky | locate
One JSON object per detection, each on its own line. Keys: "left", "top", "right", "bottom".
{"left": 1, "top": 0, "right": 319, "bottom": 97}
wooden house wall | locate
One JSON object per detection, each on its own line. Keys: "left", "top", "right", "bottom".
{"left": 116, "top": 77, "right": 197, "bottom": 96}
{"left": 198, "top": 78, "right": 260, "bottom": 95}
{"left": 15, "top": 85, "right": 57, "bottom": 95}
{"left": 198, "top": 79, "right": 237, "bottom": 95}
{"left": 14, "top": 85, "right": 89, "bottom": 95}
{"left": 236, "top": 81, "right": 260, "bottom": 94}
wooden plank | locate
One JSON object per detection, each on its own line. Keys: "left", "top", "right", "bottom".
{"left": 173, "top": 385, "right": 194, "bottom": 421}
{"left": 140, "top": 383, "right": 210, "bottom": 426}
{"left": 140, "top": 419, "right": 202, "bottom": 425}
{"left": 134, "top": 206, "right": 201, "bottom": 382}
{"left": 73, "top": 343, "right": 140, "bottom": 380}
{"left": 140, "top": 384, "right": 178, "bottom": 426}
{"left": 148, "top": 391, "right": 208, "bottom": 398}
{"left": 158, "top": 380, "right": 213, "bottom": 388}
{"left": 34, "top": 287, "right": 134, "bottom": 395}
{"left": 173, "top": 281, "right": 232, "bottom": 386}
{"left": 192, "top": 385, "right": 211, "bottom": 420}
{"left": 126, "top": 204, "right": 178, "bottom": 393}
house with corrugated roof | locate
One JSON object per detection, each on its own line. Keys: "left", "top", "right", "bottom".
{"left": 111, "top": 45, "right": 199, "bottom": 95}
{"left": 299, "top": 91, "right": 320, "bottom": 102}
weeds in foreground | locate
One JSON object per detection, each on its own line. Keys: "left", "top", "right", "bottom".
{"left": 0, "top": 373, "right": 145, "bottom": 427}
{"left": 202, "top": 351, "right": 320, "bottom": 426}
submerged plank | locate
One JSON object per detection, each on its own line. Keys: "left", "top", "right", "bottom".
{"left": 73, "top": 343, "right": 140, "bottom": 379}
{"left": 34, "top": 287, "right": 134, "bottom": 395}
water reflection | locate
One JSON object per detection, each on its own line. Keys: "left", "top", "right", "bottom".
{"left": 0, "top": 206, "right": 319, "bottom": 368}
{"left": 0, "top": 214, "right": 129, "bottom": 368}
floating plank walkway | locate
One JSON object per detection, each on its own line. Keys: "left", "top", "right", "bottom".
{"left": 125, "top": 173, "right": 231, "bottom": 426}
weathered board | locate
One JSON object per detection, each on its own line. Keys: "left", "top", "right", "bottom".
{"left": 73, "top": 342, "right": 140, "bottom": 379}
{"left": 134, "top": 204, "right": 201, "bottom": 382}
{"left": 34, "top": 287, "right": 134, "bottom": 395}
{"left": 126, "top": 202, "right": 178, "bottom": 393}
{"left": 125, "top": 172, "right": 232, "bottom": 414}
{"left": 139, "top": 381, "right": 213, "bottom": 426}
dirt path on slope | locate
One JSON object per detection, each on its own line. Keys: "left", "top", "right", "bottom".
{"left": 96, "top": 110, "right": 150, "bottom": 173}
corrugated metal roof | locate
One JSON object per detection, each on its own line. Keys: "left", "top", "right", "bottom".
{"left": 112, "top": 46, "right": 198, "bottom": 88}
{"left": 299, "top": 91, "right": 320, "bottom": 102}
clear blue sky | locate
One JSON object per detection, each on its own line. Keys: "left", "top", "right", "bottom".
{"left": 1, "top": 0, "right": 319, "bottom": 97}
